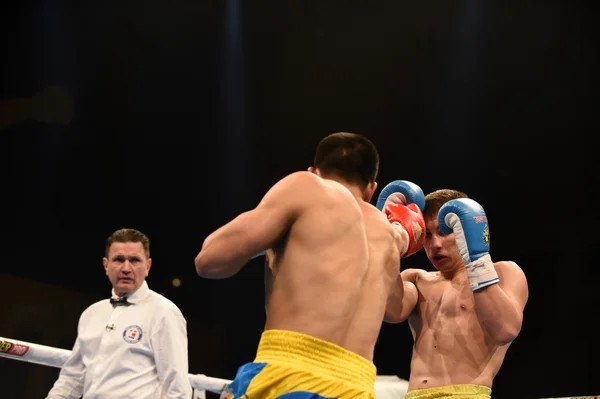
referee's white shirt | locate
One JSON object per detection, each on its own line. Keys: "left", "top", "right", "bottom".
{"left": 46, "top": 281, "right": 192, "bottom": 399}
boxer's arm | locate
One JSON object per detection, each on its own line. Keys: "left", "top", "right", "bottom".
{"left": 473, "top": 261, "right": 529, "bottom": 345}
{"left": 437, "top": 198, "right": 528, "bottom": 344}
{"left": 195, "top": 172, "right": 309, "bottom": 278}
{"left": 385, "top": 268, "right": 420, "bottom": 323}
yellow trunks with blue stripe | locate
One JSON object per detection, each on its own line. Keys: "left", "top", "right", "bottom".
{"left": 220, "top": 329, "right": 377, "bottom": 399}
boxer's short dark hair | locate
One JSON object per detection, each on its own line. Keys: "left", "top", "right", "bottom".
{"left": 313, "top": 132, "right": 379, "bottom": 189}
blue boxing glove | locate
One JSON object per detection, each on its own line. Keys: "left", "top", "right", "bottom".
{"left": 438, "top": 198, "right": 499, "bottom": 291}
{"left": 376, "top": 180, "right": 426, "bottom": 258}
{"left": 376, "top": 180, "right": 425, "bottom": 213}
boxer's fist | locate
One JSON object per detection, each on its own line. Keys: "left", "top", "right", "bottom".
{"left": 376, "top": 180, "right": 425, "bottom": 212}
{"left": 385, "top": 202, "right": 425, "bottom": 258}
{"left": 438, "top": 198, "right": 499, "bottom": 291}
{"left": 376, "top": 180, "right": 425, "bottom": 258}
{"left": 438, "top": 198, "right": 490, "bottom": 263}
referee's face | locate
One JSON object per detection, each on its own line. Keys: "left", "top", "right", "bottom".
{"left": 103, "top": 241, "right": 152, "bottom": 296}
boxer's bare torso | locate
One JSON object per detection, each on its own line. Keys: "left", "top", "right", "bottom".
{"left": 403, "top": 264, "right": 517, "bottom": 390}
{"left": 265, "top": 172, "right": 403, "bottom": 360}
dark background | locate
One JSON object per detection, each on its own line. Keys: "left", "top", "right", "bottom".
{"left": 1, "top": 1, "right": 598, "bottom": 398}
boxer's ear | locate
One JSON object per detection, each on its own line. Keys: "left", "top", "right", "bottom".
{"left": 364, "top": 181, "right": 378, "bottom": 202}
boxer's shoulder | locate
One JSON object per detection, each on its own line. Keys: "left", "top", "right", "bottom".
{"left": 360, "top": 201, "right": 388, "bottom": 223}
{"left": 272, "top": 171, "right": 334, "bottom": 199}
{"left": 493, "top": 260, "right": 520, "bottom": 271}
{"left": 401, "top": 268, "right": 430, "bottom": 284}
{"left": 280, "top": 171, "right": 321, "bottom": 187}
{"left": 263, "top": 172, "right": 321, "bottom": 210}
{"left": 494, "top": 261, "right": 528, "bottom": 291}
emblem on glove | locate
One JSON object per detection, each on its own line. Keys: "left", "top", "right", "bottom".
{"left": 412, "top": 222, "right": 423, "bottom": 244}
{"left": 482, "top": 224, "right": 490, "bottom": 246}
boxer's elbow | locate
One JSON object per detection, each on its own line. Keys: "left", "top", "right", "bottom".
{"left": 194, "top": 253, "right": 212, "bottom": 277}
{"left": 384, "top": 278, "right": 416, "bottom": 324}
{"left": 384, "top": 310, "right": 404, "bottom": 324}
{"left": 196, "top": 237, "right": 225, "bottom": 278}
{"left": 384, "top": 305, "right": 411, "bottom": 324}
{"left": 195, "top": 262, "right": 233, "bottom": 279}
{"left": 492, "top": 329, "right": 519, "bottom": 346}
{"left": 384, "top": 297, "right": 409, "bottom": 324}
{"left": 504, "top": 322, "right": 522, "bottom": 345}
{"left": 195, "top": 253, "right": 228, "bottom": 279}
{"left": 195, "top": 251, "right": 244, "bottom": 279}
{"left": 490, "top": 318, "right": 522, "bottom": 346}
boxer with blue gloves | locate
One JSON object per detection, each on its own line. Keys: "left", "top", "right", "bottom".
{"left": 385, "top": 189, "right": 529, "bottom": 399}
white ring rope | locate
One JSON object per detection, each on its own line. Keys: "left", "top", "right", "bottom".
{"left": 1, "top": 336, "right": 596, "bottom": 399}
{"left": 0, "top": 336, "right": 231, "bottom": 394}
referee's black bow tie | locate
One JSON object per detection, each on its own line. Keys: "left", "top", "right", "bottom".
{"left": 110, "top": 297, "right": 129, "bottom": 306}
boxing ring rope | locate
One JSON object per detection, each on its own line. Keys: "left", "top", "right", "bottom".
{"left": 0, "top": 336, "right": 596, "bottom": 399}
{"left": 0, "top": 336, "right": 232, "bottom": 398}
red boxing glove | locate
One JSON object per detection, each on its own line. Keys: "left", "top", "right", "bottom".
{"left": 385, "top": 203, "right": 425, "bottom": 258}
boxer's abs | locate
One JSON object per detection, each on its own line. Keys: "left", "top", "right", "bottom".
{"left": 407, "top": 285, "right": 510, "bottom": 390}
{"left": 407, "top": 333, "right": 504, "bottom": 390}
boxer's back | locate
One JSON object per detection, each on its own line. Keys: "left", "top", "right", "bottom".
{"left": 343, "top": 202, "right": 403, "bottom": 360}
{"left": 265, "top": 172, "right": 369, "bottom": 349}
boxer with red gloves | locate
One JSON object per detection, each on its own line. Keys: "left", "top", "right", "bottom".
{"left": 195, "top": 132, "right": 421, "bottom": 399}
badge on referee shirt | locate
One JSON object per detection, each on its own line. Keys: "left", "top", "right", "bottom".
{"left": 123, "top": 325, "right": 143, "bottom": 344}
